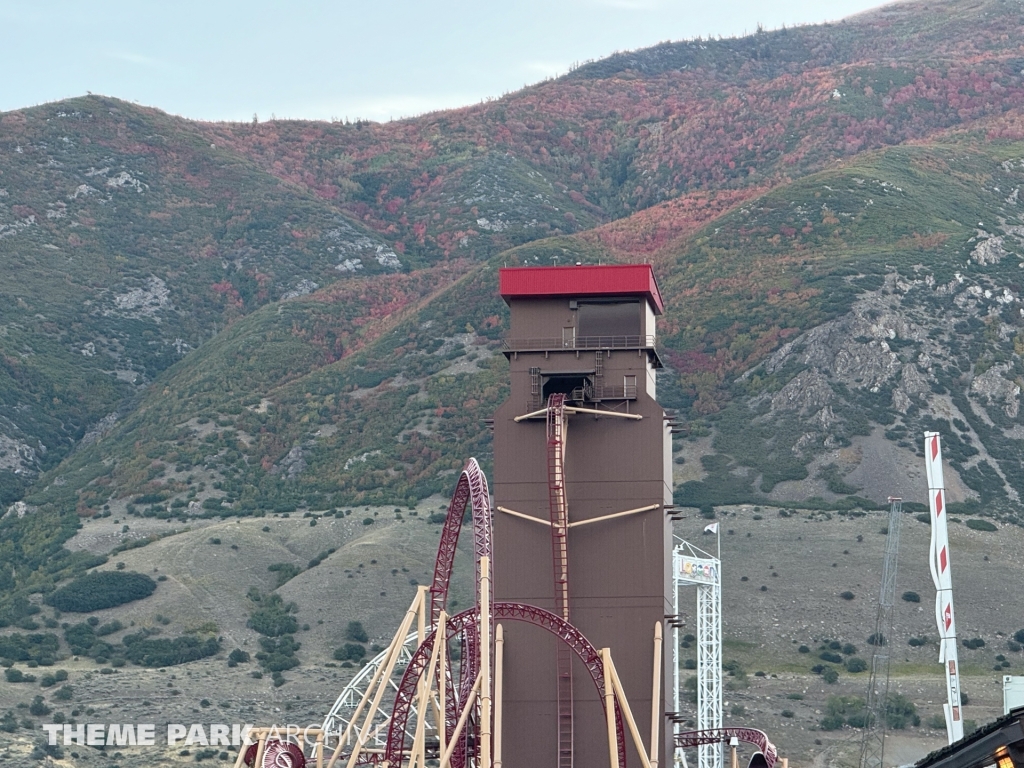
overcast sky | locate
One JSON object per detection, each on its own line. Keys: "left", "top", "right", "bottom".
{"left": 3, "top": 0, "right": 886, "bottom": 123}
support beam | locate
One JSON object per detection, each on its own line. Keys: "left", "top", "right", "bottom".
{"left": 568, "top": 504, "right": 659, "bottom": 529}
{"left": 513, "top": 407, "right": 551, "bottom": 422}
{"left": 496, "top": 506, "right": 551, "bottom": 526}
{"left": 564, "top": 406, "right": 643, "bottom": 420}
{"left": 344, "top": 588, "right": 428, "bottom": 768}
{"left": 607, "top": 652, "right": 654, "bottom": 768}
{"left": 325, "top": 610, "right": 415, "bottom": 768}
{"left": 412, "top": 611, "right": 446, "bottom": 768}
{"left": 651, "top": 622, "right": 663, "bottom": 768}
{"left": 494, "top": 624, "right": 505, "bottom": 768}
{"left": 603, "top": 650, "right": 620, "bottom": 768}
{"left": 480, "top": 556, "right": 493, "bottom": 768}
{"left": 514, "top": 405, "right": 644, "bottom": 422}
{"left": 440, "top": 672, "right": 482, "bottom": 768}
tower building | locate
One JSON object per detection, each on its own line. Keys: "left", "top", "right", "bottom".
{"left": 493, "top": 264, "right": 673, "bottom": 768}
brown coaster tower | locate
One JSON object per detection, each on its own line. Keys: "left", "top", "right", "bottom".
{"left": 493, "top": 264, "right": 673, "bottom": 768}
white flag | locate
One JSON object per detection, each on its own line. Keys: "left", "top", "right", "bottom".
{"left": 703, "top": 522, "right": 719, "bottom": 534}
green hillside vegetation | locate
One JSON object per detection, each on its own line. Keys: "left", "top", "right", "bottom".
{"left": 4, "top": 2, "right": 1024, "bottom": 695}
{"left": 44, "top": 570, "right": 157, "bottom": 612}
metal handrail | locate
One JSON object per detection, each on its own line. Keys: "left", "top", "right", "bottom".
{"left": 502, "top": 335, "right": 657, "bottom": 351}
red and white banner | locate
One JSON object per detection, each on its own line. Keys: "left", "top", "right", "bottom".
{"left": 924, "top": 432, "right": 963, "bottom": 744}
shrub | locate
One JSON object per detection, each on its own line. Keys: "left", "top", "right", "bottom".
{"left": 1015, "top": 629, "right": 1024, "bottom": 645}
{"left": 95, "top": 621, "right": 124, "bottom": 637}
{"left": 962, "top": 638, "right": 986, "bottom": 650}
{"left": 53, "top": 685, "right": 73, "bottom": 701}
{"left": 867, "top": 633, "right": 886, "bottom": 646}
{"left": 122, "top": 634, "right": 221, "bottom": 667}
{"left": 839, "top": 591, "right": 855, "bottom": 601}
{"left": 781, "top": 710, "right": 795, "bottom": 718}
{"left": 927, "top": 714, "right": 946, "bottom": 730}
{"left": 345, "top": 621, "right": 369, "bottom": 643}
{"left": 841, "top": 643, "right": 857, "bottom": 656}
{"left": 29, "top": 696, "right": 51, "bottom": 717}
{"left": 0, "top": 711, "right": 17, "bottom": 732}
{"left": 267, "top": 563, "right": 302, "bottom": 588}
{"left": 362, "top": 518, "right": 375, "bottom": 526}
{"left": 228, "top": 649, "right": 250, "bottom": 665}
{"left": 885, "top": 693, "right": 919, "bottom": 729}
{"left": 902, "top": 591, "right": 921, "bottom": 603}
{"left": 908, "top": 636, "right": 929, "bottom": 647}
{"left": 819, "top": 696, "right": 865, "bottom": 729}
{"left": 333, "top": 644, "right": 366, "bottom": 662}
{"left": 822, "top": 667, "right": 839, "bottom": 684}
{"left": 845, "top": 658, "right": 868, "bottom": 673}
{"left": 5, "top": 668, "right": 35, "bottom": 683}
{"left": 965, "top": 519, "right": 997, "bottom": 532}
{"left": 730, "top": 704, "right": 745, "bottom": 716}
{"left": 248, "top": 594, "right": 299, "bottom": 637}
{"left": 798, "top": 645, "right": 810, "bottom": 654}
{"left": 1008, "top": 640, "right": 1022, "bottom": 652}
{"left": 46, "top": 571, "right": 157, "bottom": 613}
{"left": 256, "top": 635, "right": 300, "bottom": 673}
{"left": 820, "top": 651, "right": 843, "bottom": 664}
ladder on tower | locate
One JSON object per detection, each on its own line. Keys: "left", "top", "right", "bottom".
{"left": 546, "top": 393, "right": 574, "bottom": 768}
{"left": 860, "top": 497, "right": 903, "bottom": 768}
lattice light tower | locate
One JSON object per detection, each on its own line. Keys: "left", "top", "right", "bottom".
{"left": 859, "top": 497, "right": 903, "bottom": 768}
{"left": 673, "top": 540, "right": 722, "bottom": 768}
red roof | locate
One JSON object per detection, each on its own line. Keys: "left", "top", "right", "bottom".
{"left": 499, "top": 264, "right": 664, "bottom": 314}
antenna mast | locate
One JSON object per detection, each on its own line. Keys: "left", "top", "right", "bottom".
{"left": 860, "top": 496, "right": 903, "bottom": 768}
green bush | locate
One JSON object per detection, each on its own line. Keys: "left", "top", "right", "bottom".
{"left": 965, "top": 519, "right": 997, "bottom": 532}
{"left": 962, "top": 637, "right": 985, "bottom": 649}
{"left": 822, "top": 667, "right": 839, "bottom": 684}
{"left": 845, "top": 657, "right": 868, "bottom": 673}
{"left": 257, "top": 635, "right": 300, "bottom": 672}
{"left": 819, "top": 651, "right": 843, "bottom": 664}
{"left": 345, "top": 621, "right": 369, "bottom": 643}
{"left": 45, "top": 571, "right": 157, "bottom": 613}
{"left": 268, "top": 563, "right": 302, "bottom": 588}
{"left": 53, "top": 685, "right": 73, "bottom": 701}
{"left": 4, "top": 668, "right": 35, "bottom": 683}
{"left": 29, "top": 696, "right": 51, "bottom": 717}
{"left": 122, "top": 634, "right": 221, "bottom": 667}
{"left": 0, "top": 633, "right": 60, "bottom": 665}
{"left": 884, "top": 693, "right": 919, "bottom": 729}
{"left": 333, "top": 643, "right": 366, "bottom": 662}
{"left": 247, "top": 594, "right": 299, "bottom": 637}
{"left": 902, "top": 591, "right": 920, "bottom": 603}
{"left": 819, "top": 695, "right": 865, "bottom": 730}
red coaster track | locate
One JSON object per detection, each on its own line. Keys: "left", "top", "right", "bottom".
{"left": 380, "top": 456, "right": 627, "bottom": 767}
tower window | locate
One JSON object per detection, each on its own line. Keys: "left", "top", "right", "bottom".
{"left": 577, "top": 300, "right": 641, "bottom": 337}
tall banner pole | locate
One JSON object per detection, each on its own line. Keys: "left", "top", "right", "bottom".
{"left": 924, "top": 432, "right": 964, "bottom": 744}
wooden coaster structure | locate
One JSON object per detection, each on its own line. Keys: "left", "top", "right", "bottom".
{"left": 235, "top": 457, "right": 778, "bottom": 768}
